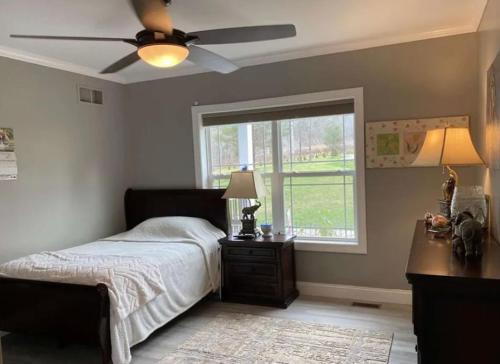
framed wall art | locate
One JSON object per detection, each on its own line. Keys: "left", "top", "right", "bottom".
{"left": 487, "top": 51, "right": 500, "bottom": 171}
{"left": 0, "top": 127, "right": 17, "bottom": 180}
{"left": 366, "top": 115, "right": 469, "bottom": 168}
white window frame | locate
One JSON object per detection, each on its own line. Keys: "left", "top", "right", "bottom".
{"left": 192, "top": 88, "right": 367, "bottom": 254}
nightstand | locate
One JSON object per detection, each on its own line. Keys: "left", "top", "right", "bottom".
{"left": 219, "top": 234, "right": 299, "bottom": 308}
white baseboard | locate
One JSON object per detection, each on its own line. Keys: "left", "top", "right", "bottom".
{"left": 297, "top": 281, "right": 412, "bottom": 305}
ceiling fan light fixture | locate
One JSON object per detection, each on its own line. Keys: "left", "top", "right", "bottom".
{"left": 137, "top": 43, "right": 189, "bottom": 68}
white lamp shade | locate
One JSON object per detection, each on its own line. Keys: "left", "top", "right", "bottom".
{"left": 222, "top": 171, "right": 267, "bottom": 199}
{"left": 412, "top": 127, "right": 484, "bottom": 167}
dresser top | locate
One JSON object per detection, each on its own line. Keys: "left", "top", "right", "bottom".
{"left": 406, "top": 220, "right": 500, "bottom": 283}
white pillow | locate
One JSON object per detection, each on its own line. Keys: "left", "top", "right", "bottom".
{"left": 116, "top": 216, "right": 226, "bottom": 242}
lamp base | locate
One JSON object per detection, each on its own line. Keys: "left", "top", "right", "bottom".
{"left": 239, "top": 218, "right": 261, "bottom": 237}
{"left": 438, "top": 199, "right": 451, "bottom": 218}
{"left": 441, "top": 166, "right": 457, "bottom": 202}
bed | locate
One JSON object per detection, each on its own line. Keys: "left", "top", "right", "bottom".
{"left": 0, "top": 188, "right": 228, "bottom": 364}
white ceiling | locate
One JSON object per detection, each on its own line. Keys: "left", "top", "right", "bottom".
{"left": 0, "top": 0, "right": 487, "bottom": 84}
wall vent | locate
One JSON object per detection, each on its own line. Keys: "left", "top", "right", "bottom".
{"left": 351, "top": 302, "right": 381, "bottom": 309}
{"left": 78, "top": 86, "right": 103, "bottom": 105}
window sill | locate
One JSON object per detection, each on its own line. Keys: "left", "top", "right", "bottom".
{"left": 294, "top": 240, "right": 367, "bottom": 254}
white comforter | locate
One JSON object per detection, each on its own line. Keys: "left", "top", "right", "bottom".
{"left": 0, "top": 251, "right": 166, "bottom": 321}
{"left": 0, "top": 216, "right": 226, "bottom": 364}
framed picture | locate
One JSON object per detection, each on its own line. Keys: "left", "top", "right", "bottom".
{"left": 366, "top": 115, "right": 469, "bottom": 168}
{"left": 487, "top": 51, "right": 500, "bottom": 170}
{"left": 0, "top": 127, "right": 17, "bottom": 180}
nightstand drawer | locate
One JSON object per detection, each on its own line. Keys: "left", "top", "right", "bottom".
{"left": 224, "top": 247, "right": 276, "bottom": 261}
{"left": 226, "top": 278, "right": 280, "bottom": 298}
{"left": 226, "top": 262, "right": 278, "bottom": 280}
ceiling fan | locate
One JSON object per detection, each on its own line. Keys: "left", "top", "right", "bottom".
{"left": 10, "top": 0, "right": 296, "bottom": 75}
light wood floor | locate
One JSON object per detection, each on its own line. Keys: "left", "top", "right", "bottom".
{"left": 2, "top": 295, "right": 417, "bottom": 364}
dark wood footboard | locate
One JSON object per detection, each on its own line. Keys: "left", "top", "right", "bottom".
{"left": 0, "top": 278, "right": 111, "bottom": 364}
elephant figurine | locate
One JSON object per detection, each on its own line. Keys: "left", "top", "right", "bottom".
{"left": 241, "top": 201, "right": 261, "bottom": 220}
{"left": 452, "top": 211, "right": 483, "bottom": 258}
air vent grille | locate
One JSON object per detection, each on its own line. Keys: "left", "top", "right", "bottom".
{"left": 78, "top": 86, "right": 103, "bottom": 105}
{"left": 351, "top": 302, "right": 381, "bottom": 309}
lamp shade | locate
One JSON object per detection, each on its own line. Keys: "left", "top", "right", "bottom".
{"left": 412, "top": 127, "right": 484, "bottom": 167}
{"left": 222, "top": 171, "right": 267, "bottom": 199}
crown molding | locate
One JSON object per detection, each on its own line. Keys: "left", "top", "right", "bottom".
{"left": 236, "top": 24, "right": 478, "bottom": 68}
{"left": 127, "top": 24, "right": 478, "bottom": 84}
{"left": 474, "top": 0, "right": 489, "bottom": 31}
{"left": 0, "top": 23, "right": 479, "bottom": 85}
{"left": 0, "top": 45, "right": 126, "bottom": 84}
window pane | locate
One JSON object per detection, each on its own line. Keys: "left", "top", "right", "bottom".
{"left": 252, "top": 122, "right": 273, "bottom": 174}
{"left": 207, "top": 122, "right": 273, "bottom": 175}
{"left": 253, "top": 175, "right": 273, "bottom": 225}
{"left": 207, "top": 124, "right": 240, "bottom": 176}
{"left": 209, "top": 176, "right": 230, "bottom": 189}
{"left": 205, "top": 122, "right": 273, "bottom": 234}
{"left": 284, "top": 175, "right": 356, "bottom": 240}
{"left": 281, "top": 114, "right": 355, "bottom": 172}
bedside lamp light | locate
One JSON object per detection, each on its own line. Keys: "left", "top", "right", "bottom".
{"left": 412, "top": 127, "right": 484, "bottom": 216}
{"left": 222, "top": 171, "right": 267, "bottom": 236}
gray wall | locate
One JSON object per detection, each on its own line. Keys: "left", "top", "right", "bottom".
{"left": 0, "top": 57, "right": 128, "bottom": 263}
{"left": 478, "top": 0, "right": 500, "bottom": 239}
{"left": 125, "top": 33, "right": 480, "bottom": 289}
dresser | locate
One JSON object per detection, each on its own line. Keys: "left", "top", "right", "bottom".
{"left": 406, "top": 221, "right": 500, "bottom": 364}
{"left": 219, "top": 235, "right": 299, "bottom": 308}
{"left": 0, "top": 332, "right": 5, "bottom": 364}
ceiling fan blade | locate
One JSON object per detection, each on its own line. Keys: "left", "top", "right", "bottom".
{"left": 188, "top": 24, "right": 296, "bottom": 45}
{"left": 129, "top": 0, "right": 173, "bottom": 34}
{"left": 11, "top": 34, "right": 137, "bottom": 45}
{"left": 187, "top": 45, "right": 239, "bottom": 74}
{"left": 100, "top": 51, "right": 140, "bottom": 74}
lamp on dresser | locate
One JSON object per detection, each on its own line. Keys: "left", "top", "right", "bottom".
{"left": 222, "top": 170, "right": 267, "bottom": 237}
{"left": 412, "top": 127, "right": 484, "bottom": 218}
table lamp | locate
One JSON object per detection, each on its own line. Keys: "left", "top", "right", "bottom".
{"left": 222, "top": 170, "right": 267, "bottom": 236}
{"left": 412, "top": 127, "right": 484, "bottom": 217}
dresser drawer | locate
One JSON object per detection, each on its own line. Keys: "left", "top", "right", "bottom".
{"left": 223, "top": 246, "right": 276, "bottom": 261}
{"left": 226, "top": 262, "right": 278, "bottom": 280}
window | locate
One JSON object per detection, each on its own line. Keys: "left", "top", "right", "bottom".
{"left": 193, "top": 89, "right": 366, "bottom": 254}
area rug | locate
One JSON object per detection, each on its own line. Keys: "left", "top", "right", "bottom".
{"left": 158, "top": 312, "right": 393, "bottom": 363}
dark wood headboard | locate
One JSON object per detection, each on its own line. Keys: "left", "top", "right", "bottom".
{"left": 124, "top": 188, "right": 229, "bottom": 234}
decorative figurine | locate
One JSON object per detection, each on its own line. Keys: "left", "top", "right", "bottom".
{"left": 425, "top": 213, "right": 451, "bottom": 238}
{"left": 424, "top": 212, "right": 433, "bottom": 228}
{"left": 241, "top": 201, "right": 261, "bottom": 220}
{"left": 452, "top": 211, "right": 483, "bottom": 258}
{"left": 431, "top": 214, "right": 449, "bottom": 228}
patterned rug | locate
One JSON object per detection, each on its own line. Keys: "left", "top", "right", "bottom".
{"left": 158, "top": 312, "right": 393, "bottom": 363}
